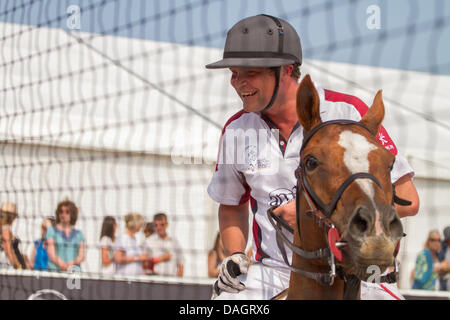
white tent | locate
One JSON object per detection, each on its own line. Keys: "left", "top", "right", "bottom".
{"left": 1, "top": 22, "right": 449, "bottom": 288}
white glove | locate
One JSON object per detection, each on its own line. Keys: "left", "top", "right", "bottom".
{"left": 212, "top": 252, "right": 249, "bottom": 299}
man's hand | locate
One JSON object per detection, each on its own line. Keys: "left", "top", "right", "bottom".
{"left": 212, "top": 252, "right": 249, "bottom": 299}
{"left": 272, "top": 200, "right": 297, "bottom": 228}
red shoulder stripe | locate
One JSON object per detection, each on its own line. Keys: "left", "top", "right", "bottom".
{"left": 215, "top": 110, "right": 247, "bottom": 171}
{"left": 324, "top": 89, "right": 398, "bottom": 155}
{"left": 221, "top": 109, "right": 247, "bottom": 136}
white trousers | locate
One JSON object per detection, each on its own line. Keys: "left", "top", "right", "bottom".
{"left": 214, "top": 262, "right": 404, "bottom": 300}
{"left": 214, "top": 262, "right": 290, "bottom": 300}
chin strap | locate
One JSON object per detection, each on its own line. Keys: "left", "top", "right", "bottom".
{"left": 261, "top": 14, "right": 284, "bottom": 112}
{"left": 262, "top": 67, "right": 281, "bottom": 112}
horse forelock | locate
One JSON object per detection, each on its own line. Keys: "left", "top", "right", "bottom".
{"left": 338, "top": 129, "right": 378, "bottom": 206}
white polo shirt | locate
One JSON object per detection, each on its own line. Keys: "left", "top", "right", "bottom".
{"left": 142, "top": 234, "right": 184, "bottom": 277}
{"left": 114, "top": 233, "right": 143, "bottom": 276}
{"left": 207, "top": 84, "right": 414, "bottom": 268}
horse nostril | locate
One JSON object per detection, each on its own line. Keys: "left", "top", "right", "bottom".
{"left": 388, "top": 213, "right": 403, "bottom": 238}
{"left": 351, "top": 207, "right": 369, "bottom": 234}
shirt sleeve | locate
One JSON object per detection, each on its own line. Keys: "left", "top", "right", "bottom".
{"left": 207, "top": 128, "right": 250, "bottom": 205}
{"left": 114, "top": 235, "right": 125, "bottom": 251}
{"left": 142, "top": 238, "right": 152, "bottom": 256}
{"left": 76, "top": 230, "right": 85, "bottom": 243}
{"left": 391, "top": 152, "right": 414, "bottom": 183}
{"left": 172, "top": 238, "right": 184, "bottom": 265}
{"left": 100, "top": 236, "right": 111, "bottom": 248}
{"left": 45, "top": 226, "right": 56, "bottom": 240}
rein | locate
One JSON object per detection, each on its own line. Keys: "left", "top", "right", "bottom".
{"left": 267, "top": 120, "right": 410, "bottom": 298}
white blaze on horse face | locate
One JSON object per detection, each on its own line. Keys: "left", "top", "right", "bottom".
{"left": 338, "top": 130, "right": 377, "bottom": 204}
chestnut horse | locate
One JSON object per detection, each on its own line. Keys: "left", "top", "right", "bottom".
{"left": 268, "top": 75, "right": 405, "bottom": 299}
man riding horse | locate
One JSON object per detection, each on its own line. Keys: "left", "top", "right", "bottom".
{"left": 206, "top": 14, "right": 419, "bottom": 300}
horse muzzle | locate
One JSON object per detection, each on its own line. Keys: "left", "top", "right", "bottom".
{"left": 347, "top": 204, "right": 403, "bottom": 241}
{"left": 342, "top": 204, "right": 403, "bottom": 276}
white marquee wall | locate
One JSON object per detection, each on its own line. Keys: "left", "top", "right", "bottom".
{"left": 1, "top": 22, "right": 449, "bottom": 288}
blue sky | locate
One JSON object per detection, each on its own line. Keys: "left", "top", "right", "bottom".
{"left": 1, "top": 0, "right": 449, "bottom": 74}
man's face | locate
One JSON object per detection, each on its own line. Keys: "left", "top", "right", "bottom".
{"left": 154, "top": 218, "right": 167, "bottom": 238}
{"left": 230, "top": 67, "right": 276, "bottom": 113}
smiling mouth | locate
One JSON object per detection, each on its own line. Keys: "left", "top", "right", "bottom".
{"left": 241, "top": 91, "right": 257, "bottom": 98}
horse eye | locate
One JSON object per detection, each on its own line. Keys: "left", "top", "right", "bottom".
{"left": 305, "top": 156, "right": 319, "bottom": 171}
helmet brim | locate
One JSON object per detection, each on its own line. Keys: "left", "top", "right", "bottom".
{"left": 205, "top": 57, "right": 298, "bottom": 69}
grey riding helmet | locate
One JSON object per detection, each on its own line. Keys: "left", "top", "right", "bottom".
{"left": 206, "top": 14, "right": 302, "bottom": 111}
{"left": 206, "top": 14, "right": 302, "bottom": 68}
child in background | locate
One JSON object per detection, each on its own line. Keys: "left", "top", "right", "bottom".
{"left": 99, "top": 216, "right": 117, "bottom": 275}
{"left": 143, "top": 222, "right": 155, "bottom": 274}
{"left": 30, "top": 217, "right": 56, "bottom": 270}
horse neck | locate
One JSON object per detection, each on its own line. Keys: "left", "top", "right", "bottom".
{"left": 287, "top": 208, "right": 345, "bottom": 300}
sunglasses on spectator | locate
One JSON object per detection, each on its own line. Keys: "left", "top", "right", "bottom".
{"left": 429, "top": 238, "right": 441, "bottom": 242}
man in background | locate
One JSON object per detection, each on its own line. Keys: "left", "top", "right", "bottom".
{"left": 143, "top": 213, "right": 184, "bottom": 277}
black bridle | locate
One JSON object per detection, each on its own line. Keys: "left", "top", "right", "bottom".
{"left": 267, "top": 120, "right": 409, "bottom": 297}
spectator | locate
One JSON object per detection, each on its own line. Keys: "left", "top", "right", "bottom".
{"left": 0, "top": 202, "right": 31, "bottom": 269}
{"left": 438, "top": 226, "right": 450, "bottom": 291}
{"left": 143, "top": 222, "right": 154, "bottom": 239}
{"left": 412, "top": 229, "right": 449, "bottom": 290}
{"left": 30, "top": 217, "right": 56, "bottom": 270}
{"left": 142, "top": 222, "right": 155, "bottom": 274}
{"left": 207, "top": 232, "right": 252, "bottom": 278}
{"left": 208, "top": 232, "right": 226, "bottom": 278}
{"left": 114, "top": 213, "right": 147, "bottom": 275}
{"left": 46, "top": 199, "right": 86, "bottom": 272}
{"left": 143, "top": 213, "right": 184, "bottom": 277}
{"left": 99, "top": 216, "right": 117, "bottom": 275}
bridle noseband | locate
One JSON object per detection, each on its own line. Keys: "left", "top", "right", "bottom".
{"left": 267, "top": 120, "right": 409, "bottom": 295}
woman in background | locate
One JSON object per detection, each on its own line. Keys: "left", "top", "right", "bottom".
{"left": 99, "top": 216, "right": 117, "bottom": 274}
{"left": 413, "top": 229, "right": 450, "bottom": 290}
{"left": 207, "top": 232, "right": 226, "bottom": 278}
{"left": 207, "top": 232, "right": 252, "bottom": 278}
{"left": 0, "top": 202, "right": 31, "bottom": 269}
{"left": 114, "top": 213, "right": 147, "bottom": 275}
{"left": 46, "top": 199, "right": 85, "bottom": 272}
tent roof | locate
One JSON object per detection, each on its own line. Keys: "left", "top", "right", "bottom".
{"left": 1, "top": 22, "right": 449, "bottom": 179}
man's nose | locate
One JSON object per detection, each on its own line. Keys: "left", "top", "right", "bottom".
{"left": 232, "top": 74, "right": 248, "bottom": 86}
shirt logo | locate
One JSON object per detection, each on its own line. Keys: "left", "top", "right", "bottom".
{"left": 245, "top": 145, "right": 271, "bottom": 172}
{"left": 268, "top": 186, "right": 297, "bottom": 207}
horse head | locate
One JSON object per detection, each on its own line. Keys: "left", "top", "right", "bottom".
{"left": 288, "top": 75, "right": 403, "bottom": 299}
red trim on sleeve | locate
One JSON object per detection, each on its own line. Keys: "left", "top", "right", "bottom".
{"left": 249, "top": 196, "right": 269, "bottom": 262}
{"left": 215, "top": 110, "right": 248, "bottom": 171}
{"left": 221, "top": 110, "right": 247, "bottom": 136}
{"left": 252, "top": 216, "right": 262, "bottom": 261}
{"left": 324, "top": 89, "right": 397, "bottom": 155}
{"left": 239, "top": 179, "right": 251, "bottom": 205}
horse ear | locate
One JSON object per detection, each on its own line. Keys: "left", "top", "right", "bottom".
{"left": 296, "top": 74, "right": 322, "bottom": 133}
{"left": 360, "top": 90, "right": 385, "bottom": 136}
